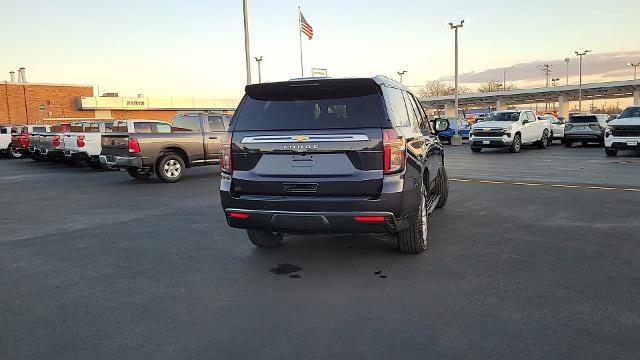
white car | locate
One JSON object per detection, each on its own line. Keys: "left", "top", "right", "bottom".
{"left": 470, "top": 110, "right": 551, "bottom": 153}
{"left": 538, "top": 114, "right": 565, "bottom": 144}
{"left": 604, "top": 105, "right": 640, "bottom": 157}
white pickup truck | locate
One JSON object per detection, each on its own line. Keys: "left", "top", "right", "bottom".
{"left": 604, "top": 105, "right": 640, "bottom": 156}
{"left": 1, "top": 125, "right": 12, "bottom": 156}
{"left": 470, "top": 110, "right": 551, "bottom": 153}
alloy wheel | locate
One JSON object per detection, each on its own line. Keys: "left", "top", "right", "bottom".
{"left": 163, "top": 159, "right": 182, "bottom": 178}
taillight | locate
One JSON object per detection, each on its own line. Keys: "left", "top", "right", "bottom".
{"left": 77, "top": 135, "right": 85, "bottom": 148}
{"left": 19, "top": 135, "right": 28, "bottom": 147}
{"left": 354, "top": 216, "right": 386, "bottom": 222}
{"left": 383, "top": 129, "right": 406, "bottom": 174}
{"left": 228, "top": 212, "right": 249, "bottom": 219}
{"left": 220, "top": 132, "right": 232, "bottom": 173}
{"left": 52, "top": 135, "right": 60, "bottom": 147}
{"left": 128, "top": 138, "right": 140, "bottom": 153}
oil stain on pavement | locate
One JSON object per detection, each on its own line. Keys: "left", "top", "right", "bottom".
{"left": 270, "top": 263, "right": 303, "bottom": 278}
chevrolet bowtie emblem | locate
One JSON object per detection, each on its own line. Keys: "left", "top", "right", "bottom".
{"left": 293, "top": 135, "right": 310, "bottom": 142}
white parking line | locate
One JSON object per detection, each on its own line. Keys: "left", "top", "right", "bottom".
{"left": 450, "top": 178, "right": 640, "bottom": 193}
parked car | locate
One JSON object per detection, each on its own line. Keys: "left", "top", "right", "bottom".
{"left": 0, "top": 125, "right": 12, "bottom": 156}
{"left": 220, "top": 76, "right": 450, "bottom": 254}
{"left": 436, "top": 117, "right": 470, "bottom": 144}
{"left": 469, "top": 110, "right": 551, "bottom": 153}
{"left": 604, "top": 105, "right": 640, "bottom": 156}
{"left": 8, "top": 125, "right": 50, "bottom": 159}
{"left": 538, "top": 114, "right": 565, "bottom": 144}
{"left": 100, "top": 114, "right": 229, "bottom": 182}
{"left": 37, "top": 124, "right": 72, "bottom": 162}
{"left": 563, "top": 114, "right": 609, "bottom": 147}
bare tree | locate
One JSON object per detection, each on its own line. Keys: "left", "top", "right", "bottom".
{"left": 477, "top": 80, "right": 518, "bottom": 93}
{"left": 419, "top": 80, "right": 473, "bottom": 97}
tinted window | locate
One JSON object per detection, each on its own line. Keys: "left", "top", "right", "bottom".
{"left": 84, "top": 124, "right": 99, "bottom": 132}
{"left": 70, "top": 124, "right": 83, "bottom": 132}
{"left": 173, "top": 115, "right": 201, "bottom": 132}
{"left": 386, "top": 88, "right": 410, "bottom": 127}
{"left": 234, "top": 87, "right": 382, "bottom": 131}
{"left": 134, "top": 122, "right": 153, "bottom": 133}
{"left": 103, "top": 123, "right": 113, "bottom": 132}
{"left": 569, "top": 115, "right": 598, "bottom": 123}
{"left": 112, "top": 121, "right": 129, "bottom": 132}
{"left": 33, "top": 127, "right": 47, "bottom": 132}
{"left": 156, "top": 123, "right": 171, "bottom": 133}
{"left": 485, "top": 112, "right": 520, "bottom": 122}
{"left": 208, "top": 116, "right": 226, "bottom": 131}
{"left": 1, "top": 128, "right": 7, "bottom": 134}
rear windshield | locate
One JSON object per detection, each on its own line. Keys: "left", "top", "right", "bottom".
{"left": 233, "top": 81, "right": 382, "bottom": 131}
{"left": 619, "top": 107, "right": 640, "bottom": 119}
{"left": 485, "top": 112, "right": 520, "bottom": 122}
{"left": 569, "top": 116, "right": 597, "bottom": 123}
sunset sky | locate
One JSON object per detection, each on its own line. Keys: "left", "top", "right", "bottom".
{"left": 1, "top": 0, "right": 639, "bottom": 99}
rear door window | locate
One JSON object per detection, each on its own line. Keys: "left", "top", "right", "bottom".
{"left": 133, "top": 122, "right": 153, "bottom": 133}
{"left": 173, "top": 115, "right": 201, "bottom": 132}
{"left": 156, "top": 123, "right": 171, "bottom": 133}
{"left": 208, "top": 116, "right": 226, "bottom": 131}
{"left": 233, "top": 80, "right": 383, "bottom": 131}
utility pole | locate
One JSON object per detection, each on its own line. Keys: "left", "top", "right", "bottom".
{"left": 575, "top": 50, "right": 591, "bottom": 113}
{"left": 503, "top": 66, "right": 514, "bottom": 91}
{"left": 448, "top": 20, "right": 465, "bottom": 146}
{"left": 539, "top": 64, "right": 552, "bottom": 111}
{"left": 397, "top": 70, "right": 407, "bottom": 84}
{"left": 242, "top": 0, "right": 252, "bottom": 85}
{"left": 254, "top": 56, "right": 263, "bottom": 83}
{"left": 628, "top": 62, "right": 640, "bottom": 80}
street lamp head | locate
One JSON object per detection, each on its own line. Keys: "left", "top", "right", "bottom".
{"left": 564, "top": 58, "right": 570, "bottom": 62}
{"left": 254, "top": 56, "right": 262, "bottom": 62}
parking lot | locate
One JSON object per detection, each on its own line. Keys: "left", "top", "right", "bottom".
{"left": 1, "top": 145, "right": 640, "bottom": 359}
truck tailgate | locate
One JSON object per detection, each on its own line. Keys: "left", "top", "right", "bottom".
{"left": 101, "top": 134, "right": 130, "bottom": 157}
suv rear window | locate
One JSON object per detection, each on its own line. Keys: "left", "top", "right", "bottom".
{"left": 233, "top": 80, "right": 382, "bottom": 131}
{"left": 569, "top": 116, "right": 597, "bottom": 123}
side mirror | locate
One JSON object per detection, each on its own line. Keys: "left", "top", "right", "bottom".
{"left": 433, "top": 118, "right": 450, "bottom": 133}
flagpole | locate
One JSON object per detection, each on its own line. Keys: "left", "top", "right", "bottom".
{"left": 298, "top": 6, "right": 304, "bottom": 77}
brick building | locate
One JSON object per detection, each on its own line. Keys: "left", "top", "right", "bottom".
{"left": 1, "top": 79, "right": 239, "bottom": 125}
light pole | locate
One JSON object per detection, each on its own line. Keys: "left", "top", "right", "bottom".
{"left": 242, "top": 0, "right": 252, "bottom": 85}
{"left": 503, "top": 66, "right": 514, "bottom": 91}
{"left": 564, "top": 58, "right": 570, "bottom": 85}
{"left": 397, "top": 70, "right": 407, "bottom": 84}
{"left": 255, "top": 56, "right": 263, "bottom": 83}
{"left": 449, "top": 19, "right": 465, "bottom": 146}
{"left": 628, "top": 62, "right": 640, "bottom": 80}
{"left": 575, "top": 50, "right": 591, "bottom": 113}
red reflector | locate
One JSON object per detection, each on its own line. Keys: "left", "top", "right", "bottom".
{"left": 354, "top": 216, "right": 386, "bottom": 222}
{"left": 229, "top": 212, "right": 250, "bottom": 219}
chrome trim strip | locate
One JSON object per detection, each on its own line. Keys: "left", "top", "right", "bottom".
{"left": 241, "top": 134, "right": 370, "bottom": 144}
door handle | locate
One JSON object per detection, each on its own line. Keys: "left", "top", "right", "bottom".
{"left": 208, "top": 136, "right": 218, "bottom": 140}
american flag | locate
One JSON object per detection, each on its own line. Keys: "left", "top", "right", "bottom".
{"left": 300, "top": 12, "right": 314, "bottom": 40}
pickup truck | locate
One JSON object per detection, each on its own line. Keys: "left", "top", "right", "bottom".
{"left": 604, "top": 105, "right": 640, "bottom": 156}
{"left": 62, "top": 121, "right": 114, "bottom": 168}
{"left": 36, "top": 124, "right": 72, "bottom": 162}
{"left": 469, "top": 110, "right": 551, "bottom": 153}
{"left": 9, "top": 125, "right": 50, "bottom": 159}
{"left": 100, "top": 113, "right": 230, "bottom": 182}
{"left": 1, "top": 125, "right": 12, "bottom": 156}
{"left": 436, "top": 117, "right": 470, "bottom": 144}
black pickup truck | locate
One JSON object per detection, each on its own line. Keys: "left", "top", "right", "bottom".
{"left": 100, "top": 113, "right": 230, "bottom": 182}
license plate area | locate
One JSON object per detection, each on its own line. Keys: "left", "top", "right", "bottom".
{"left": 482, "top": 140, "right": 490, "bottom": 145}
{"left": 627, "top": 141, "right": 638, "bottom": 146}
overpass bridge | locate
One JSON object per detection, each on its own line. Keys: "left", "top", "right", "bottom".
{"left": 419, "top": 80, "right": 640, "bottom": 118}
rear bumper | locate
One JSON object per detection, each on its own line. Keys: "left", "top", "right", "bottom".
{"left": 220, "top": 174, "right": 416, "bottom": 234}
{"left": 564, "top": 133, "right": 603, "bottom": 142}
{"left": 46, "top": 149, "right": 64, "bottom": 159}
{"left": 99, "top": 155, "right": 143, "bottom": 168}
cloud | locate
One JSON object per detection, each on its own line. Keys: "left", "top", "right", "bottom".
{"left": 441, "top": 50, "right": 640, "bottom": 85}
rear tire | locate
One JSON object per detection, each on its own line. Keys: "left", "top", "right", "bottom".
{"left": 605, "top": 148, "right": 618, "bottom": 157}
{"left": 156, "top": 153, "right": 186, "bottom": 183}
{"left": 509, "top": 134, "right": 522, "bottom": 153}
{"left": 247, "top": 230, "right": 284, "bottom": 248}
{"left": 471, "top": 147, "right": 482, "bottom": 153}
{"left": 435, "top": 168, "right": 449, "bottom": 209}
{"left": 127, "top": 167, "right": 153, "bottom": 180}
{"left": 397, "top": 182, "right": 428, "bottom": 254}
{"left": 537, "top": 130, "right": 549, "bottom": 148}
{"left": 564, "top": 140, "right": 572, "bottom": 147}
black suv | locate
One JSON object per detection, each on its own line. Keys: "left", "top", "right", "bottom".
{"left": 220, "top": 76, "right": 450, "bottom": 254}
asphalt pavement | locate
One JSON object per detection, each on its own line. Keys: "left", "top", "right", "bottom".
{"left": 1, "top": 145, "right": 639, "bottom": 359}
